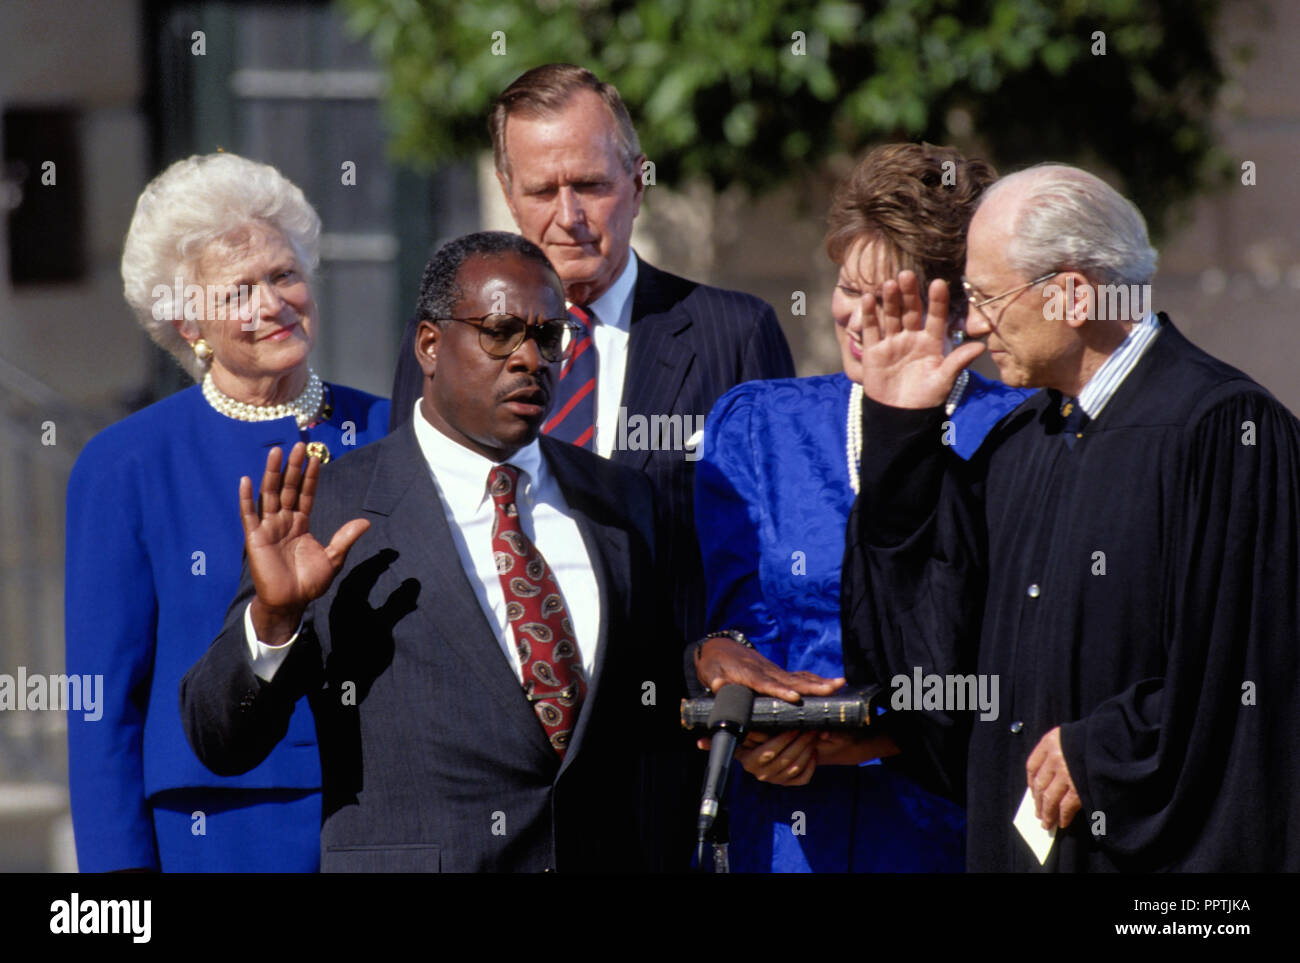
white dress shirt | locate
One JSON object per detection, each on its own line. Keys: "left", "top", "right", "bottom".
{"left": 580, "top": 250, "right": 637, "bottom": 460}
{"left": 246, "top": 401, "right": 602, "bottom": 685}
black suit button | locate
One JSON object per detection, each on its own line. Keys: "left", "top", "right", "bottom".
{"left": 1009, "top": 720, "right": 1024, "bottom": 734}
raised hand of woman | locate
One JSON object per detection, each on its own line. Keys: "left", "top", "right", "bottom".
{"left": 857, "top": 271, "right": 985, "bottom": 409}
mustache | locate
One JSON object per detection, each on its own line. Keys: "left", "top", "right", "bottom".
{"left": 495, "top": 376, "right": 550, "bottom": 405}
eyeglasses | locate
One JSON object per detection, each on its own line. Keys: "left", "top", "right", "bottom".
{"left": 439, "top": 314, "right": 583, "bottom": 362}
{"left": 961, "top": 271, "right": 1059, "bottom": 324}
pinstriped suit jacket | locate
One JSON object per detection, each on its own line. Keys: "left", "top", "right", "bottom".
{"left": 609, "top": 259, "right": 794, "bottom": 873}
{"left": 180, "top": 422, "right": 677, "bottom": 872}
{"left": 613, "top": 259, "right": 794, "bottom": 645}
{"left": 382, "top": 260, "right": 794, "bottom": 871}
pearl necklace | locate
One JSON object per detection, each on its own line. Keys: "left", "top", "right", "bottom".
{"left": 202, "top": 369, "right": 325, "bottom": 429}
{"left": 847, "top": 369, "right": 970, "bottom": 494}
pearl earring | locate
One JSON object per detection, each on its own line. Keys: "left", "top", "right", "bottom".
{"left": 193, "top": 338, "right": 213, "bottom": 362}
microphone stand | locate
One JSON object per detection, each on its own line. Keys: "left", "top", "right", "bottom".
{"left": 703, "top": 808, "right": 730, "bottom": 873}
{"left": 692, "top": 683, "right": 754, "bottom": 872}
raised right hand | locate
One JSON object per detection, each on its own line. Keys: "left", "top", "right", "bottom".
{"left": 241, "top": 443, "right": 370, "bottom": 642}
{"left": 858, "top": 271, "right": 985, "bottom": 409}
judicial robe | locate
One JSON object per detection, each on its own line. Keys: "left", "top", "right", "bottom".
{"left": 841, "top": 315, "right": 1300, "bottom": 871}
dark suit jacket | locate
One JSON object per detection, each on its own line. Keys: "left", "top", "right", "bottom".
{"left": 384, "top": 259, "right": 793, "bottom": 871}
{"left": 606, "top": 259, "right": 795, "bottom": 871}
{"left": 180, "top": 422, "right": 677, "bottom": 872}
{"left": 612, "top": 258, "right": 794, "bottom": 643}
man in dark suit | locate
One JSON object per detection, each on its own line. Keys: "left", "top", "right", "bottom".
{"left": 392, "top": 63, "right": 795, "bottom": 645}
{"left": 386, "top": 68, "right": 795, "bottom": 867}
{"left": 181, "top": 232, "right": 676, "bottom": 872}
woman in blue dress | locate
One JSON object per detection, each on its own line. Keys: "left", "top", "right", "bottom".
{"left": 693, "top": 143, "right": 1033, "bottom": 872}
{"left": 65, "top": 153, "right": 389, "bottom": 871}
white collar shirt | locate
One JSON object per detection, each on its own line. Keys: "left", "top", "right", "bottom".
{"left": 410, "top": 401, "right": 601, "bottom": 682}
{"left": 573, "top": 250, "right": 638, "bottom": 459}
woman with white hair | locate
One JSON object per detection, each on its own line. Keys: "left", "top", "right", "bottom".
{"left": 65, "top": 153, "right": 389, "bottom": 872}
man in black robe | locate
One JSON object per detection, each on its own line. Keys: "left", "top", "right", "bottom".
{"left": 840, "top": 163, "right": 1300, "bottom": 871}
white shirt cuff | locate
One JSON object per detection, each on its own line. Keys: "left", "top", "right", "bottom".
{"left": 243, "top": 602, "right": 302, "bottom": 682}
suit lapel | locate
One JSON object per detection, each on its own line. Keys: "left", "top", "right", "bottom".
{"left": 615, "top": 259, "right": 696, "bottom": 472}
{"left": 542, "top": 439, "right": 631, "bottom": 773}
{"left": 363, "top": 422, "right": 554, "bottom": 766}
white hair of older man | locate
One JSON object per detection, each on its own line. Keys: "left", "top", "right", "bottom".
{"left": 981, "top": 163, "right": 1158, "bottom": 290}
{"left": 120, "top": 152, "right": 321, "bottom": 380}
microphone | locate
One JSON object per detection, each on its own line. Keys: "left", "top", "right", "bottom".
{"left": 696, "top": 683, "right": 754, "bottom": 863}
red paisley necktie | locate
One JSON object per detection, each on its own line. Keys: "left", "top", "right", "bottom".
{"left": 487, "top": 464, "right": 586, "bottom": 756}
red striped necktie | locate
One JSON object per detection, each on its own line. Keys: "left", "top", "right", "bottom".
{"left": 487, "top": 464, "right": 587, "bottom": 756}
{"left": 542, "top": 303, "right": 597, "bottom": 450}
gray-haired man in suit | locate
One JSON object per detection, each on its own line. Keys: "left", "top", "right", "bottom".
{"left": 392, "top": 63, "right": 795, "bottom": 645}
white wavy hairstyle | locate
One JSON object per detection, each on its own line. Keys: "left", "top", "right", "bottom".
{"left": 980, "top": 163, "right": 1158, "bottom": 288}
{"left": 120, "top": 152, "right": 321, "bottom": 380}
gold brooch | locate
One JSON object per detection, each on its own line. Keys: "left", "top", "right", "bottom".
{"left": 305, "top": 441, "right": 331, "bottom": 464}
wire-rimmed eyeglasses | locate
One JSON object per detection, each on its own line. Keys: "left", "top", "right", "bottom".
{"left": 961, "top": 271, "right": 1058, "bottom": 324}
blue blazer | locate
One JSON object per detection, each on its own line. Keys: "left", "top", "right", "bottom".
{"left": 65, "top": 382, "right": 389, "bottom": 872}
{"left": 180, "top": 423, "right": 679, "bottom": 872}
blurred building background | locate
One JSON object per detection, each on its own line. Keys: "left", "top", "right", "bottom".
{"left": 0, "top": 0, "right": 1294, "bottom": 871}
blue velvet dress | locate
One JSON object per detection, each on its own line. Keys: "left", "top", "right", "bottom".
{"left": 695, "top": 371, "right": 1032, "bottom": 872}
{"left": 65, "top": 382, "right": 389, "bottom": 872}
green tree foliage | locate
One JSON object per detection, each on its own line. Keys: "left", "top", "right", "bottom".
{"left": 341, "top": 0, "right": 1246, "bottom": 236}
